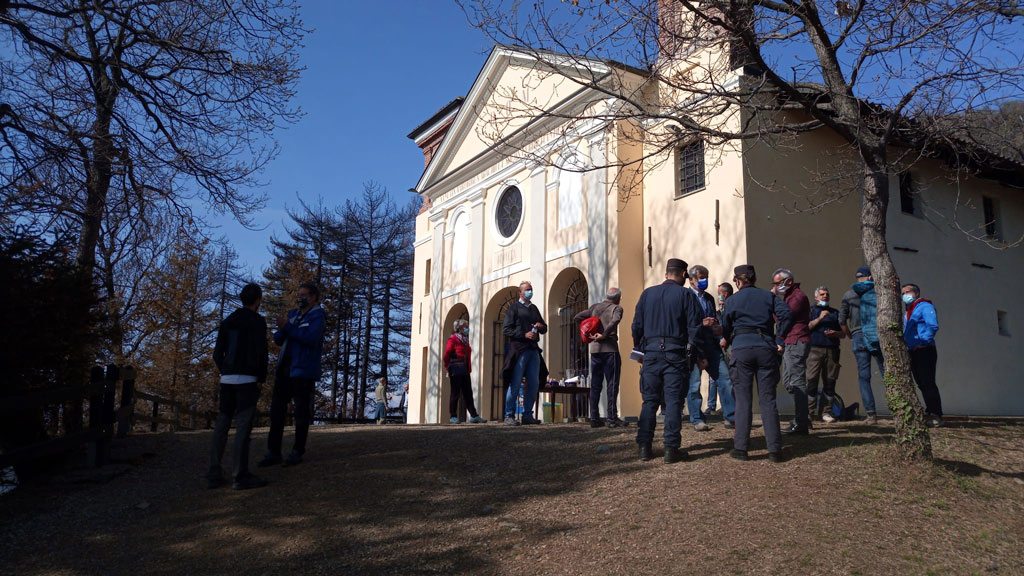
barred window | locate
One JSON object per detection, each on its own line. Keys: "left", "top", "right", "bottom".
{"left": 677, "top": 140, "right": 705, "bottom": 197}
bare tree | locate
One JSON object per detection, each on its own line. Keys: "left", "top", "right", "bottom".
{"left": 458, "top": 0, "right": 1024, "bottom": 459}
{"left": 0, "top": 0, "right": 306, "bottom": 277}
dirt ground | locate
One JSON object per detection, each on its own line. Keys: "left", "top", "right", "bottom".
{"left": 2, "top": 418, "right": 1023, "bottom": 576}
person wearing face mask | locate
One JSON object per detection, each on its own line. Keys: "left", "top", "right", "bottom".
{"left": 501, "top": 281, "right": 548, "bottom": 426}
{"left": 685, "top": 265, "right": 735, "bottom": 431}
{"left": 806, "top": 286, "right": 844, "bottom": 423}
{"left": 259, "top": 282, "right": 326, "bottom": 468}
{"left": 444, "top": 318, "right": 486, "bottom": 424}
{"left": 704, "top": 282, "right": 734, "bottom": 419}
{"left": 839, "top": 267, "right": 883, "bottom": 424}
{"left": 771, "top": 268, "right": 811, "bottom": 435}
{"left": 901, "top": 283, "right": 943, "bottom": 428}
{"left": 573, "top": 288, "right": 625, "bottom": 428}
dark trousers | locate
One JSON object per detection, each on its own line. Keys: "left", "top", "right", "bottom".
{"left": 449, "top": 372, "right": 479, "bottom": 419}
{"left": 267, "top": 375, "right": 315, "bottom": 457}
{"left": 209, "top": 382, "right": 260, "bottom": 479}
{"left": 910, "top": 346, "right": 942, "bottom": 416}
{"left": 636, "top": 350, "right": 688, "bottom": 449}
{"left": 590, "top": 351, "right": 621, "bottom": 421}
{"left": 730, "top": 347, "right": 782, "bottom": 453}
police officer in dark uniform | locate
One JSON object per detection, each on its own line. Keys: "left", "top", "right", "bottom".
{"left": 720, "top": 264, "right": 792, "bottom": 463}
{"left": 631, "top": 258, "right": 703, "bottom": 463}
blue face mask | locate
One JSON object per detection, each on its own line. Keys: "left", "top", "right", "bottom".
{"left": 902, "top": 293, "right": 915, "bottom": 305}
{"left": 696, "top": 278, "right": 708, "bottom": 291}
{"left": 524, "top": 289, "right": 533, "bottom": 300}
{"left": 817, "top": 300, "right": 829, "bottom": 307}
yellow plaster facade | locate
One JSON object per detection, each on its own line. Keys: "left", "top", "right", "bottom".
{"left": 407, "top": 46, "right": 1024, "bottom": 424}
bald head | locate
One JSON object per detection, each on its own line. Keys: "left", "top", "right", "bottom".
{"left": 606, "top": 287, "right": 621, "bottom": 302}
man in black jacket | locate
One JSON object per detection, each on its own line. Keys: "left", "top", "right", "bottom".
{"left": 207, "top": 283, "right": 269, "bottom": 490}
{"left": 501, "top": 281, "right": 547, "bottom": 426}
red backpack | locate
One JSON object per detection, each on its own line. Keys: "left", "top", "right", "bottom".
{"left": 580, "top": 316, "right": 602, "bottom": 343}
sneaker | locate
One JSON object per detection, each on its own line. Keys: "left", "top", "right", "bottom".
{"left": 282, "top": 451, "right": 302, "bottom": 467}
{"left": 521, "top": 416, "right": 541, "bottom": 425}
{"left": 729, "top": 449, "right": 748, "bottom": 461}
{"left": 590, "top": 419, "right": 605, "bottom": 429}
{"left": 468, "top": 416, "right": 487, "bottom": 423}
{"left": 925, "top": 414, "right": 943, "bottom": 428}
{"left": 232, "top": 474, "right": 268, "bottom": 490}
{"left": 781, "top": 422, "right": 809, "bottom": 435}
{"left": 821, "top": 412, "right": 836, "bottom": 424}
{"left": 503, "top": 416, "right": 520, "bottom": 427}
{"left": 606, "top": 419, "right": 625, "bottom": 428}
{"left": 449, "top": 417, "right": 460, "bottom": 424}
{"left": 723, "top": 420, "right": 735, "bottom": 430}
{"left": 693, "top": 422, "right": 711, "bottom": 432}
{"left": 864, "top": 413, "right": 878, "bottom": 425}
{"left": 256, "top": 453, "right": 282, "bottom": 468}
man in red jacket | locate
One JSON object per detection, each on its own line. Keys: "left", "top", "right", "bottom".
{"left": 772, "top": 268, "right": 812, "bottom": 435}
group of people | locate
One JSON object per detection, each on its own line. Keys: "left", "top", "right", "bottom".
{"left": 631, "top": 259, "right": 944, "bottom": 464}
{"left": 206, "top": 282, "right": 327, "bottom": 490}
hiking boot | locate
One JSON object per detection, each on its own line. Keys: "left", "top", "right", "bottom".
{"left": 781, "top": 423, "right": 809, "bottom": 435}
{"left": 664, "top": 446, "right": 689, "bottom": 464}
{"left": 232, "top": 474, "right": 268, "bottom": 491}
{"left": 282, "top": 451, "right": 302, "bottom": 467}
{"left": 521, "top": 416, "right": 541, "bottom": 425}
{"left": 925, "top": 414, "right": 943, "bottom": 428}
{"left": 468, "top": 416, "right": 487, "bottom": 424}
{"left": 449, "top": 417, "right": 461, "bottom": 424}
{"left": 256, "top": 453, "right": 282, "bottom": 468}
{"left": 503, "top": 416, "right": 520, "bottom": 427}
{"left": 864, "top": 413, "right": 878, "bottom": 425}
{"left": 723, "top": 420, "right": 735, "bottom": 430}
{"left": 638, "top": 443, "right": 653, "bottom": 461}
{"left": 768, "top": 451, "right": 787, "bottom": 463}
{"left": 729, "top": 449, "right": 748, "bottom": 461}
{"left": 590, "top": 419, "right": 605, "bottom": 429}
{"left": 693, "top": 422, "right": 711, "bottom": 432}
{"left": 821, "top": 412, "right": 837, "bottom": 424}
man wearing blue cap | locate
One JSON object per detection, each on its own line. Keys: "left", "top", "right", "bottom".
{"left": 839, "top": 267, "right": 883, "bottom": 424}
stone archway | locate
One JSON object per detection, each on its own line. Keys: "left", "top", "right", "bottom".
{"left": 440, "top": 303, "right": 469, "bottom": 421}
{"left": 483, "top": 286, "right": 519, "bottom": 421}
{"left": 548, "top": 267, "right": 590, "bottom": 384}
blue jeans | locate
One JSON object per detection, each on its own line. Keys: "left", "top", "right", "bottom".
{"left": 505, "top": 349, "right": 540, "bottom": 418}
{"left": 687, "top": 347, "right": 735, "bottom": 424}
{"left": 852, "top": 336, "right": 884, "bottom": 414}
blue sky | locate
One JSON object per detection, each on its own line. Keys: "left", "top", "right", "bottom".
{"left": 217, "top": 1, "right": 494, "bottom": 276}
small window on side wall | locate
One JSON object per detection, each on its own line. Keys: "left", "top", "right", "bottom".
{"left": 424, "top": 258, "right": 431, "bottom": 295}
{"left": 997, "top": 310, "right": 1010, "bottom": 337}
{"left": 676, "top": 140, "right": 705, "bottom": 198}
{"left": 899, "top": 172, "right": 918, "bottom": 215}
{"left": 983, "top": 196, "right": 1002, "bottom": 241}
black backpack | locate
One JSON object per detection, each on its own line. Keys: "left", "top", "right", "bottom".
{"left": 830, "top": 393, "right": 860, "bottom": 422}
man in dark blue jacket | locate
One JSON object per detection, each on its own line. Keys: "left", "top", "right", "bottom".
{"left": 631, "top": 258, "right": 703, "bottom": 463}
{"left": 259, "top": 282, "right": 326, "bottom": 467}
{"left": 208, "top": 283, "right": 269, "bottom": 490}
{"left": 685, "top": 264, "right": 735, "bottom": 431}
{"left": 721, "top": 265, "right": 792, "bottom": 462}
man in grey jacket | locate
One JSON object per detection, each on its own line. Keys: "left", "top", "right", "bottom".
{"left": 574, "top": 288, "right": 624, "bottom": 428}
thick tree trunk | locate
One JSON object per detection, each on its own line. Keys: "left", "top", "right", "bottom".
{"left": 860, "top": 156, "right": 932, "bottom": 460}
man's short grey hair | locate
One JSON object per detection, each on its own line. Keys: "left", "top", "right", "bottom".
{"left": 688, "top": 264, "right": 709, "bottom": 279}
{"left": 815, "top": 285, "right": 829, "bottom": 296}
{"left": 606, "top": 288, "right": 622, "bottom": 299}
{"left": 519, "top": 281, "right": 531, "bottom": 290}
{"left": 772, "top": 268, "right": 794, "bottom": 281}
{"left": 453, "top": 318, "right": 469, "bottom": 332}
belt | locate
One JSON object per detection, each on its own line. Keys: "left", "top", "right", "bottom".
{"left": 734, "top": 327, "right": 770, "bottom": 337}
{"left": 643, "top": 336, "right": 688, "bottom": 351}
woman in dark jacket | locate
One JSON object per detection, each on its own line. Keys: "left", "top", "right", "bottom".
{"left": 443, "top": 319, "right": 486, "bottom": 423}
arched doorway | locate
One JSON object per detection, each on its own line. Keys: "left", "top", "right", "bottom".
{"left": 549, "top": 268, "right": 590, "bottom": 383}
{"left": 484, "top": 287, "right": 519, "bottom": 421}
{"left": 441, "top": 304, "right": 469, "bottom": 421}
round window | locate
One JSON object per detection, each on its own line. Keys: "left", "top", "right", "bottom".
{"left": 495, "top": 186, "right": 523, "bottom": 239}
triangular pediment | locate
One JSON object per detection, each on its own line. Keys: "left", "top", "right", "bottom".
{"left": 415, "top": 46, "right": 642, "bottom": 197}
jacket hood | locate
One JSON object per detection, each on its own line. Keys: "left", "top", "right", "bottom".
{"left": 851, "top": 281, "right": 875, "bottom": 296}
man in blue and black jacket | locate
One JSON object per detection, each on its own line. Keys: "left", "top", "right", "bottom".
{"left": 259, "top": 282, "right": 325, "bottom": 468}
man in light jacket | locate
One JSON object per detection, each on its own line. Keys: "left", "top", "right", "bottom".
{"left": 574, "top": 288, "right": 625, "bottom": 428}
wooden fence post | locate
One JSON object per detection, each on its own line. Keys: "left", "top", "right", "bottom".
{"left": 86, "top": 365, "right": 105, "bottom": 468}
{"left": 116, "top": 366, "right": 137, "bottom": 438}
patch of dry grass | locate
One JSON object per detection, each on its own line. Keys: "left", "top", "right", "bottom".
{"left": 1, "top": 420, "right": 1022, "bottom": 575}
